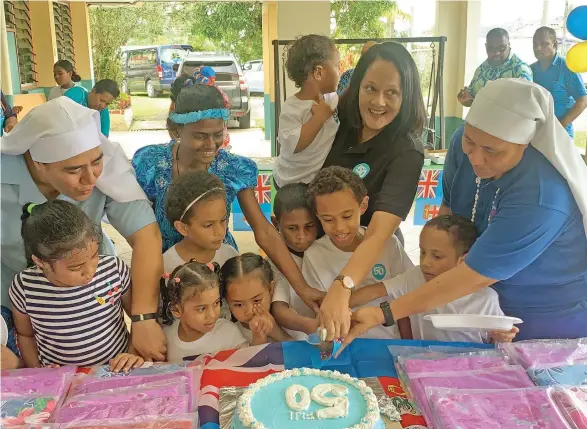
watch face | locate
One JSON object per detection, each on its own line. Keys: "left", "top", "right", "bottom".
{"left": 342, "top": 277, "right": 354, "bottom": 289}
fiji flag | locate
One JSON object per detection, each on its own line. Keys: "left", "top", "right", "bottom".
{"left": 232, "top": 172, "right": 274, "bottom": 232}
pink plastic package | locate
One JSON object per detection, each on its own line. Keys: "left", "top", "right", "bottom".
{"left": 427, "top": 387, "right": 570, "bottom": 429}
{"left": 54, "top": 396, "right": 190, "bottom": 424}
{"left": 61, "top": 383, "right": 186, "bottom": 408}
{"left": 410, "top": 366, "right": 534, "bottom": 428}
{"left": 500, "top": 339, "right": 587, "bottom": 370}
{"left": 550, "top": 386, "right": 587, "bottom": 429}
{"left": 55, "top": 413, "right": 198, "bottom": 429}
{"left": 1, "top": 366, "right": 77, "bottom": 396}
{"left": 68, "top": 366, "right": 200, "bottom": 411}
{"left": 402, "top": 352, "right": 510, "bottom": 376}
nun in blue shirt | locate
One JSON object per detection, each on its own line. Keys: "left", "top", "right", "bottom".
{"left": 65, "top": 79, "right": 120, "bottom": 138}
{"left": 343, "top": 79, "right": 587, "bottom": 342}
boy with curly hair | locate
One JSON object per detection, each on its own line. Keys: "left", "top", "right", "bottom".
{"left": 273, "top": 34, "right": 340, "bottom": 189}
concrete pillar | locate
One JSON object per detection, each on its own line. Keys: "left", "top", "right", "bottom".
{"left": 1, "top": 3, "right": 14, "bottom": 98}
{"left": 262, "top": 1, "right": 331, "bottom": 155}
{"left": 29, "top": 0, "right": 58, "bottom": 90}
{"left": 70, "top": 2, "right": 95, "bottom": 91}
{"left": 435, "top": 0, "right": 481, "bottom": 140}
{"left": 262, "top": 2, "right": 278, "bottom": 146}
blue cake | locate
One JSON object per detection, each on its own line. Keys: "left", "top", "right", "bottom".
{"left": 232, "top": 368, "right": 384, "bottom": 429}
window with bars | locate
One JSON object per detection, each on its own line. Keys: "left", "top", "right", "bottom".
{"left": 4, "top": 0, "right": 37, "bottom": 87}
{"left": 53, "top": 1, "right": 75, "bottom": 64}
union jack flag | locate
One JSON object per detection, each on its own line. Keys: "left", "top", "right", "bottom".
{"left": 255, "top": 173, "right": 272, "bottom": 204}
{"left": 417, "top": 170, "right": 440, "bottom": 199}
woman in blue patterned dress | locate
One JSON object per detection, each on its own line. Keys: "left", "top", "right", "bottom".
{"left": 132, "top": 83, "right": 323, "bottom": 310}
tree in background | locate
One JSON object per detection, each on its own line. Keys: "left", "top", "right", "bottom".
{"left": 170, "top": 2, "right": 263, "bottom": 62}
{"left": 89, "top": 4, "right": 166, "bottom": 82}
{"left": 331, "top": 0, "right": 410, "bottom": 71}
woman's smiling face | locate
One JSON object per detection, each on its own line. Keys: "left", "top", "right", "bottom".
{"left": 358, "top": 58, "right": 403, "bottom": 135}
{"left": 178, "top": 118, "right": 225, "bottom": 166}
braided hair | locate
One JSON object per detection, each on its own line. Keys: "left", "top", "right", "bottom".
{"left": 160, "top": 260, "right": 220, "bottom": 325}
{"left": 218, "top": 253, "right": 273, "bottom": 300}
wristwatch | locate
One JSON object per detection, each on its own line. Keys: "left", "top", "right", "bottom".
{"left": 334, "top": 275, "right": 355, "bottom": 293}
{"left": 130, "top": 313, "right": 158, "bottom": 323}
{"left": 380, "top": 301, "right": 395, "bottom": 327}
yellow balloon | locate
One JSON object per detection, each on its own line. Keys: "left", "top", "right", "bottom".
{"left": 566, "top": 42, "right": 587, "bottom": 73}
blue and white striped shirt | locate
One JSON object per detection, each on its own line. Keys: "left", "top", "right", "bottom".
{"left": 9, "top": 255, "right": 131, "bottom": 366}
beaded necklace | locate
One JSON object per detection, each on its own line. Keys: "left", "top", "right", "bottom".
{"left": 471, "top": 177, "right": 500, "bottom": 224}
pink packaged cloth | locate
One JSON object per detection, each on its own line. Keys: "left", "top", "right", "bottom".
{"left": 500, "top": 340, "right": 587, "bottom": 370}
{"left": 61, "top": 384, "right": 185, "bottom": 408}
{"left": 54, "top": 396, "right": 190, "bottom": 423}
{"left": 403, "top": 354, "right": 509, "bottom": 376}
{"left": 427, "top": 387, "right": 569, "bottom": 429}
{"left": 550, "top": 386, "right": 587, "bottom": 429}
{"left": 58, "top": 413, "right": 198, "bottom": 428}
{"left": 69, "top": 374, "right": 189, "bottom": 397}
{"left": 411, "top": 366, "right": 534, "bottom": 428}
{"left": 1, "top": 366, "right": 77, "bottom": 396}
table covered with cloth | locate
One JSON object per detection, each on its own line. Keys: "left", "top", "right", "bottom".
{"left": 195, "top": 338, "right": 494, "bottom": 429}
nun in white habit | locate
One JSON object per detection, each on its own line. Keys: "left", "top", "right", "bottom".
{"left": 338, "top": 79, "right": 587, "bottom": 343}
{"left": 1, "top": 97, "right": 167, "bottom": 360}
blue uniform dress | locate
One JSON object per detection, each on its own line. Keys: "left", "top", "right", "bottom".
{"left": 132, "top": 142, "right": 258, "bottom": 252}
{"left": 531, "top": 54, "right": 587, "bottom": 138}
{"left": 64, "top": 87, "right": 111, "bottom": 137}
{"left": 443, "top": 126, "right": 587, "bottom": 340}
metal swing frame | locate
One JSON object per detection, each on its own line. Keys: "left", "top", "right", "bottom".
{"left": 271, "top": 36, "right": 447, "bottom": 156}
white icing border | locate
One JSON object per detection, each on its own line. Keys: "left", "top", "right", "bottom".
{"left": 236, "top": 368, "right": 380, "bottom": 429}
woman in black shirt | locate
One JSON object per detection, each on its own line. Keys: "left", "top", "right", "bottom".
{"left": 320, "top": 42, "right": 426, "bottom": 339}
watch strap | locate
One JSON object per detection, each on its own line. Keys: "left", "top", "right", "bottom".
{"left": 379, "top": 301, "right": 395, "bottom": 327}
{"left": 335, "top": 275, "right": 355, "bottom": 293}
{"left": 130, "top": 313, "right": 158, "bottom": 323}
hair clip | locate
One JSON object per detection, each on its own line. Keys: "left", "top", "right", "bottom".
{"left": 173, "top": 277, "right": 181, "bottom": 283}
{"left": 162, "top": 273, "right": 170, "bottom": 279}
{"left": 27, "top": 203, "right": 38, "bottom": 214}
{"left": 206, "top": 262, "right": 214, "bottom": 271}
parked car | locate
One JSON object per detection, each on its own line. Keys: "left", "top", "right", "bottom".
{"left": 176, "top": 52, "right": 251, "bottom": 129}
{"left": 242, "top": 60, "right": 264, "bottom": 94}
{"left": 121, "top": 45, "right": 193, "bottom": 98}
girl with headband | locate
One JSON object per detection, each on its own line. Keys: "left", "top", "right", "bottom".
{"left": 133, "top": 83, "right": 324, "bottom": 314}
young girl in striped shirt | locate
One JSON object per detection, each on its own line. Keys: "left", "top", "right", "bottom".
{"left": 9, "top": 200, "right": 143, "bottom": 371}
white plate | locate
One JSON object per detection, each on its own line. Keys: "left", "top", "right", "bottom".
{"left": 0, "top": 316, "right": 8, "bottom": 346}
{"left": 423, "top": 314, "right": 523, "bottom": 332}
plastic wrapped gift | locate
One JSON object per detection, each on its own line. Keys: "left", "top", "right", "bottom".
{"left": 0, "top": 396, "right": 59, "bottom": 428}
{"left": 528, "top": 363, "right": 587, "bottom": 387}
{"left": 427, "top": 387, "right": 569, "bottom": 429}
{"left": 500, "top": 339, "right": 587, "bottom": 370}
{"left": 53, "top": 396, "right": 190, "bottom": 424}
{"left": 1, "top": 366, "right": 77, "bottom": 396}
{"left": 550, "top": 386, "right": 587, "bottom": 429}
{"left": 410, "top": 365, "right": 534, "bottom": 428}
{"left": 402, "top": 351, "right": 510, "bottom": 375}
{"left": 54, "top": 413, "right": 198, "bottom": 429}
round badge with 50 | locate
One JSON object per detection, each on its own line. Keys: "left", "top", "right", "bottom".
{"left": 372, "top": 264, "right": 386, "bottom": 280}
{"left": 353, "top": 163, "right": 370, "bottom": 179}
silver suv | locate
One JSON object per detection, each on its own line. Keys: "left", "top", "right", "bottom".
{"left": 175, "top": 52, "right": 251, "bottom": 129}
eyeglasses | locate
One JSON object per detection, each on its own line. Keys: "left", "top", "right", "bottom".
{"left": 486, "top": 44, "right": 509, "bottom": 54}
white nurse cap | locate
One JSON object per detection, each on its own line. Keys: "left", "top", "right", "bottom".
{"left": 466, "top": 78, "right": 587, "bottom": 239}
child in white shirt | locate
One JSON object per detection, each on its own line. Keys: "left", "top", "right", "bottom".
{"left": 269, "top": 183, "right": 321, "bottom": 339}
{"left": 273, "top": 34, "right": 341, "bottom": 188}
{"left": 162, "top": 261, "right": 247, "bottom": 362}
{"left": 220, "top": 253, "right": 293, "bottom": 344}
{"left": 352, "top": 215, "right": 518, "bottom": 343}
{"left": 163, "top": 171, "right": 238, "bottom": 274}
{"left": 303, "top": 166, "right": 414, "bottom": 339}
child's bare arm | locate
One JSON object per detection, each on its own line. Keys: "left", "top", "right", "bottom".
{"left": 271, "top": 301, "right": 319, "bottom": 335}
{"left": 349, "top": 283, "right": 387, "bottom": 308}
{"left": 295, "top": 100, "right": 333, "bottom": 153}
{"left": 12, "top": 310, "right": 41, "bottom": 368}
{"left": 1, "top": 345, "right": 23, "bottom": 370}
{"left": 397, "top": 317, "right": 413, "bottom": 339}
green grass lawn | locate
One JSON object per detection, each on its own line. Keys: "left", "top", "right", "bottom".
{"left": 130, "top": 94, "right": 171, "bottom": 121}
